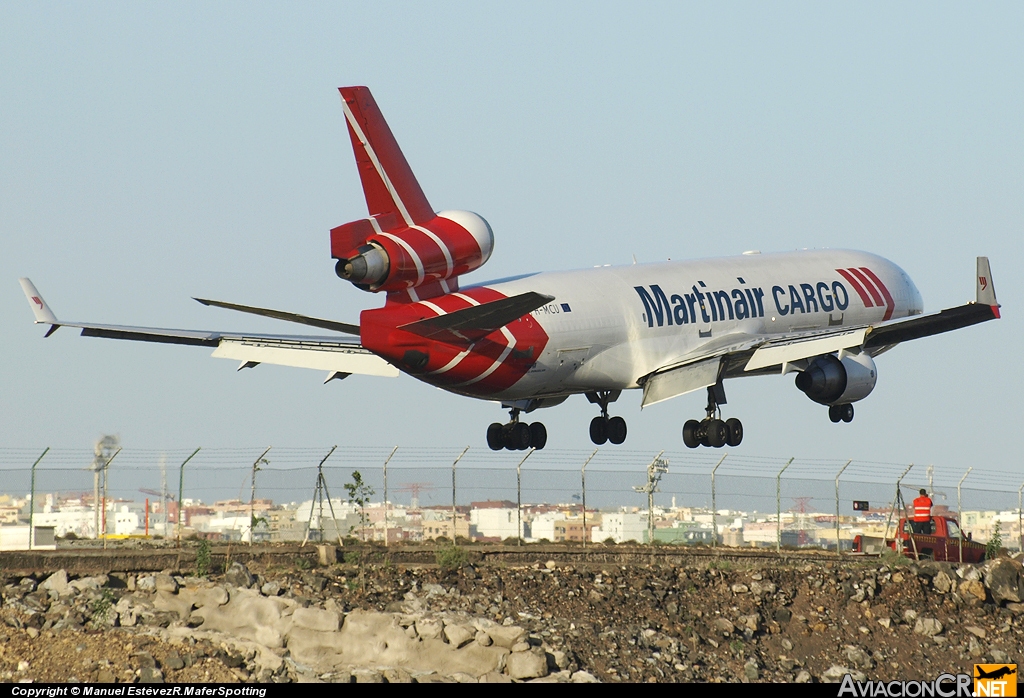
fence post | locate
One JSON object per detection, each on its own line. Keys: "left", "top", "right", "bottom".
{"left": 381, "top": 446, "right": 398, "bottom": 547}
{"left": 957, "top": 467, "right": 973, "bottom": 564}
{"left": 1018, "top": 482, "right": 1024, "bottom": 553}
{"left": 451, "top": 447, "right": 469, "bottom": 542}
{"left": 776, "top": 458, "right": 794, "bottom": 553}
{"left": 581, "top": 449, "right": 597, "bottom": 549}
{"left": 28, "top": 448, "right": 50, "bottom": 550}
{"left": 101, "top": 448, "right": 122, "bottom": 550}
{"left": 176, "top": 448, "right": 201, "bottom": 547}
{"left": 710, "top": 454, "right": 727, "bottom": 547}
{"left": 250, "top": 447, "right": 272, "bottom": 545}
{"left": 835, "top": 459, "right": 852, "bottom": 555}
{"left": 516, "top": 449, "right": 536, "bottom": 546}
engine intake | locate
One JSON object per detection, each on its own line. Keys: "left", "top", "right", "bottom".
{"left": 795, "top": 352, "right": 877, "bottom": 405}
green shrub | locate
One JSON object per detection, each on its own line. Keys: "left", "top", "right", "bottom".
{"left": 195, "top": 539, "right": 212, "bottom": 577}
{"left": 986, "top": 523, "right": 1003, "bottom": 560}
{"left": 436, "top": 545, "right": 468, "bottom": 571}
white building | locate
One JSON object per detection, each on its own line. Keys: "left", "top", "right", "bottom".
{"left": 471, "top": 507, "right": 524, "bottom": 540}
{"left": 592, "top": 512, "right": 647, "bottom": 543}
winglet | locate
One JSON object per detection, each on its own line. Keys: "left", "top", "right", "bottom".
{"left": 976, "top": 257, "right": 999, "bottom": 313}
{"left": 19, "top": 278, "right": 61, "bottom": 334}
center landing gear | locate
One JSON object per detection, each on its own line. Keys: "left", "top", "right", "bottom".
{"left": 828, "top": 403, "right": 854, "bottom": 423}
{"left": 682, "top": 384, "right": 743, "bottom": 449}
{"left": 487, "top": 408, "right": 547, "bottom": 451}
{"left": 587, "top": 390, "right": 627, "bottom": 445}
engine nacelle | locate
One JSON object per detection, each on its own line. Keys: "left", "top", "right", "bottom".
{"left": 332, "top": 209, "right": 493, "bottom": 293}
{"left": 795, "top": 352, "right": 877, "bottom": 405}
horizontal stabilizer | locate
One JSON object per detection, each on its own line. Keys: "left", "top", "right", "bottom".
{"left": 400, "top": 291, "right": 555, "bottom": 344}
{"left": 194, "top": 298, "right": 359, "bottom": 336}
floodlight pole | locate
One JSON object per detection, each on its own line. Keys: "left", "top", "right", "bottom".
{"left": 710, "top": 454, "right": 727, "bottom": 547}
{"left": 835, "top": 460, "right": 852, "bottom": 555}
{"left": 776, "top": 457, "right": 794, "bottom": 553}
{"left": 176, "top": 447, "right": 201, "bottom": 547}
{"left": 381, "top": 446, "right": 398, "bottom": 547}
{"left": 28, "top": 448, "right": 49, "bottom": 550}
{"left": 581, "top": 449, "right": 597, "bottom": 549}
{"left": 957, "top": 467, "right": 972, "bottom": 564}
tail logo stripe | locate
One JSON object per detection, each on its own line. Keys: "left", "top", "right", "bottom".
{"left": 378, "top": 232, "right": 425, "bottom": 285}
{"left": 340, "top": 97, "right": 414, "bottom": 227}
{"left": 411, "top": 224, "right": 454, "bottom": 276}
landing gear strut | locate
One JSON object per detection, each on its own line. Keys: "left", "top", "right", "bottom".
{"left": 587, "top": 390, "right": 627, "bottom": 445}
{"left": 828, "top": 403, "right": 854, "bottom": 423}
{"left": 682, "top": 384, "right": 743, "bottom": 449}
{"left": 487, "top": 408, "right": 547, "bottom": 451}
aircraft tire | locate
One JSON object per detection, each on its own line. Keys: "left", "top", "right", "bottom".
{"left": 726, "top": 418, "right": 743, "bottom": 447}
{"left": 707, "top": 419, "right": 728, "bottom": 448}
{"left": 529, "top": 422, "right": 548, "bottom": 450}
{"left": 607, "top": 416, "right": 627, "bottom": 445}
{"left": 514, "top": 422, "right": 533, "bottom": 450}
{"left": 487, "top": 422, "right": 504, "bottom": 450}
{"left": 682, "top": 420, "right": 701, "bottom": 448}
{"left": 828, "top": 405, "right": 842, "bottom": 423}
{"left": 589, "top": 416, "right": 608, "bottom": 445}
{"left": 841, "top": 403, "right": 854, "bottom": 423}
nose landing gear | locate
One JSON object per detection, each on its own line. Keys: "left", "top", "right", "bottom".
{"left": 682, "top": 385, "right": 743, "bottom": 449}
{"left": 586, "top": 390, "right": 627, "bottom": 445}
{"left": 487, "top": 408, "right": 547, "bottom": 451}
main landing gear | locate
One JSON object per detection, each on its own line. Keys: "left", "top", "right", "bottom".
{"left": 587, "top": 390, "right": 627, "bottom": 445}
{"left": 487, "top": 408, "right": 547, "bottom": 451}
{"left": 682, "top": 384, "right": 743, "bottom": 449}
{"left": 828, "top": 403, "right": 854, "bottom": 423}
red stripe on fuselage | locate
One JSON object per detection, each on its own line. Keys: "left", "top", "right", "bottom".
{"left": 847, "top": 268, "right": 884, "bottom": 307}
{"left": 360, "top": 287, "right": 549, "bottom": 397}
{"left": 836, "top": 269, "right": 874, "bottom": 308}
{"left": 857, "top": 267, "right": 895, "bottom": 321}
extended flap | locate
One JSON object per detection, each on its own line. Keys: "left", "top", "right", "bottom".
{"left": 641, "top": 357, "right": 722, "bottom": 408}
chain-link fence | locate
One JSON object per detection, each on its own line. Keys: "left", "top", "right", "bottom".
{"left": 1, "top": 446, "right": 1021, "bottom": 550}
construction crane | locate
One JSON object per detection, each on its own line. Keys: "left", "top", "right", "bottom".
{"left": 395, "top": 482, "right": 434, "bottom": 509}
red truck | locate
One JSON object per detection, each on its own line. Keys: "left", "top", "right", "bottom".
{"left": 852, "top": 516, "right": 986, "bottom": 563}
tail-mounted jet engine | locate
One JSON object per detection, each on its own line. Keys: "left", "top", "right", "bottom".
{"left": 795, "top": 352, "right": 877, "bottom": 423}
{"left": 332, "top": 209, "right": 493, "bottom": 293}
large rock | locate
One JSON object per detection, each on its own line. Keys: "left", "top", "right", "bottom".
{"left": 932, "top": 571, "right": 953, "bottom": 594}
{"left": 444, "top": 623, "right": 475, "bottom": 648}
{"left": 40, "top": 570, "right": 70, "bottom": 597}
{"left": 984, "top": 558, "right": 1024, "bottom": 604}
{"left": 914, "top": 618, "right": 943, "bottom": 637}
{"left": 959, "top": 580, "right": 987, "bottom": 605}
{"left": 293, "top": 606, "right": 340, "bottom": 633}
{"left": 154, "top": 574, "right": 179, "bottom": 594}
{"left": 224, "top": 562, "right": 255, "bottom": 589}
{"left": 821, "top": 666, "right": 866, "bottom": 683}
{"left": 506, "top": 649, "right": 549, "bottom": 680}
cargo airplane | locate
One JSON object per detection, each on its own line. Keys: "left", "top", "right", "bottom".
{"left": 21, "top": 87, "right": 1001, "bottom": 451}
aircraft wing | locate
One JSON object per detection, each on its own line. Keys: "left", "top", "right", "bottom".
{"left": 18, "top": 278, "right": 398, "bottom": 380}
{"left": 639, "top": 257, "right": 1000, "bottom": 407}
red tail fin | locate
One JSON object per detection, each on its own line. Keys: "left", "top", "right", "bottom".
{"left": 339, "top": 87, "right": 434, "bottom": 227}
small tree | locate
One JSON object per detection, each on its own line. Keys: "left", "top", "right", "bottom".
{"left": 345, "top": 471, "right": 375, "bottom": 542}
{"left": 986, "top": 522, "right": 1003, "bottom": 560}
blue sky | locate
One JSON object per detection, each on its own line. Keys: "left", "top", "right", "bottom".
{"left": 2, "top": 3, "right": 1021, "bottom": 488}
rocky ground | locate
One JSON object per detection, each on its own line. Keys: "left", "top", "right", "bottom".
{"left": 3, "top": 549, "right": 1024, "bottom": 683}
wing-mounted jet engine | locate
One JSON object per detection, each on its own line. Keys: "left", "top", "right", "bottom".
{"left": 331, "top": 87, "right": 493, "bottom": 301}
{"left": 794, "top": 352, "right": 877, "bottom": 423}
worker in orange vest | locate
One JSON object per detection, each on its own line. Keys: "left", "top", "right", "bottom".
{"left": 912, "top": 488, "right": 933, "bottom": 534}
